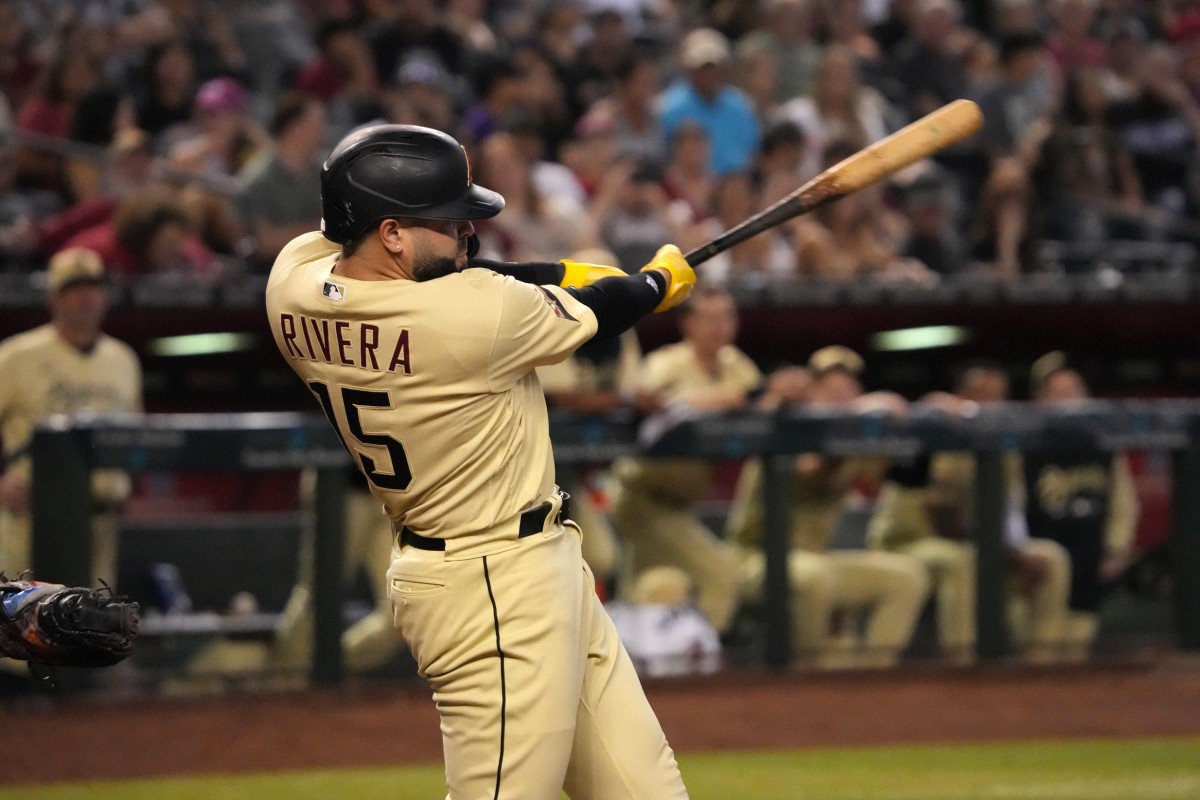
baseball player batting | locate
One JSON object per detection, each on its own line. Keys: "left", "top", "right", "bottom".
{"left": 266, "top": 124, "right": 693, "bottom": 799}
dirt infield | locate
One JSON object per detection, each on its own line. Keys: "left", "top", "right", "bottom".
{"left": 4, "top": 657, "right": 1200, "bottom": 786}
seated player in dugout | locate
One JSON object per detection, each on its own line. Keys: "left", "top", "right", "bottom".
{"left": 725, "top": 346, "right": 932, "bottom": 669}
{"left": 609, "top": 284, "right": 809, "bottom": 636}
{"left": 868, "top": 361, "right": 1075, "bottom": 665}
{"left": 266, "top": 124, "right": 695, "bottom": 799}
{"left": 1026, "top": 351, "right": 1139, "bottom": 661}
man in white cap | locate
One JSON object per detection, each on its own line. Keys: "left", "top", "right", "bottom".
{"left": 658, "top": 27, "right": 760, "bottom": 175}
{"left": 0, "top": 248, "right": 142, "bottom": 589}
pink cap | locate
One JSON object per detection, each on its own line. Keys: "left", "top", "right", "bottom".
{"left": 195, "top": 77, "right": 248, "bottom": 113}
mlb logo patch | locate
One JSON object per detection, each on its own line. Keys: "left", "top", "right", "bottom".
{"left": 323, "top": 281, "right": 346, "bottom": 301}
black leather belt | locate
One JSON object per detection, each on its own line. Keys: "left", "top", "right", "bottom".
{"left": 400, "top": 492, "right": 572, "bottom": 552}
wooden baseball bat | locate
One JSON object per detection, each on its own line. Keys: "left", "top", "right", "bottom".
{"left": 683, "top": 99, "right": 984, "bottom": 267}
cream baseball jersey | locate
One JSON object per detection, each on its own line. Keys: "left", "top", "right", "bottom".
{"left": 615, "top": 341, "right": 762, "bottom": 505}
{"left": 0, "top": 325, "right": 142, "bottom": 482}
{"left": 266, "top": 232, "right": 599, "bottom": 558}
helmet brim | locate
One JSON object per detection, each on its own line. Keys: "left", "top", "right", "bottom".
{"left": 419, "top": 183, "right": 505, "bottom": 221}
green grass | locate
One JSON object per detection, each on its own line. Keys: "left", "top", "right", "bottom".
{"left": 4, "top": 738, "right": 1199, "bottom": 800}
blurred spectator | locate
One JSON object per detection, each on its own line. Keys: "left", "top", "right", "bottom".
{"left": 567, "top": 8, "right": 635, "bottom": 117}
{"left": 661, "top": 121, "right": 717, "bottom": 224}
{"left": 387, "top": 56, "right": 459, "bottom": 134}
{"left": 891, "top": 0, "right": 974, "bottom": 120}
{"left": 868, "top": 363, "right": 1074, "bottom": 664}
{"left": 445, "top": 0, "right": 499, "bottom": 55}
{"left": 972, "top": 32, "right": 1057, "bottom": 277}
{"left": 236, "top": 92, "right": 327, "bottom": 270}
{"left": 18, "top": 22, "right": 103, "bottom": 141}
{"left": 726, "top": 346, "right": 930, "bottom": 669}
{"left": 790, "top": 140, "right": 929, "bottom": 283}
{"left": 0, "top": 144, "right": 53, "bottom": 269}
{"left": 1025, "top": 351, "right": 1140, "bottom": 661}
{"left": 471, "top": 131, "right": 600, "bottom": 261}
{"left": 576, "top": 52, "right": 665, "bottom": 164}
{"left": 0, "top": 0, "right": 43, "bottom": 111}
{"left": 1100, "top": 15, "right": 1148, "bottom": 104}
{"left": 169, "top": 76, "right": 266, "bottom": 181}
{"left": 0, "top": 247, "right": 142, "bottom": 595}
{"left": 62, "top": 185, "right": 218, "bottom": 279}
{"left": 1046, "top": 0, "right": 1106, "bottom": 77}
{"left": 66, "top": 87, "right": 138, "bottom": 202}
{"left": 365, "top": 0, "right": 469, "bottom": 85}
{"left": 1109, "top": 42, "right": 1200, "bottom": 217}
{"left": 658, "top": 27, "right": 760, "bottom": 175}
{"left": 897, "top": 168, "right": 967, "bottom": 275}
{"left": 559, "top": 111, "right": 621, "bottom": 198}
{"left": 821, "top": 0, "right": 893, "bottom": 95}
{"left": 15, "top": 44, "right": 102, "bottom": 195}
{"left": 736, "top": 0, "right": 821, "bottom": 103}
{"left": 754, "top": 119, "right": 806, "bottom": 204}
{"left": 775, "top": 44, "right": 896, "bottom": 180}
{"left": 134, "top": 38, "right": 199, "bottom": 138}
{"left": 292, "top": 19, "right": 381, "bottom": 135}
{"left": 731, "top": 33, "right": 781, "bottom": 123}
{"left": 167, "top": 76, "right": 267, "bottom": 255}
{"left": 1041, "top": 66, "right": 1144, "bottom": 241}
{"left": 699, "top": 171, "right": 795, "bottom": 284}
{"left": 591, "top": 157, "right": 692, "bottom": 272}
{"left": 510, "top": 43, "right": 572, "bottom": 152}
{"left": 157, "top": 0, "right": 249, "bottom": 83}
{"left": 460, "top": 61, "right": 528, "bottom": 146}
{"left": 503, "top": 113, "right": 587, "bottom": 213}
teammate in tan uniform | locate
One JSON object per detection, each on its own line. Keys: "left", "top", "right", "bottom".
{"left": 725, "top": 346, "right": 930, "bottom": 668}
{"left": 1025, "top": 352, "right": 1139, "bottom": 660}
{"left": 609, "top": 286, "right": 762, "bottom": 634}
{"left": 266, "top": 124, "right": 693, "bottom": 799}
{"left": 0, "top": 248, "right": 142, "bottom": 589}
{"left": 868, "top": 363, "right": 1072, "bottom": 663}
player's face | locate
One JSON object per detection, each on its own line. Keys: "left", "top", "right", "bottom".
{"left": 1038, "top": 371, "right": 1089, "bottom": 405}
{"left": 407, "top": 218, "right": 475, "bottom": 281}
{"left": 50, "top": 280, "right": 108, "bottom": 335}
{"left": 681, "top": 293, "right": 738, "bottom": 353}
{"left": 810, "top": 370, "right": 862, "bottom": 406}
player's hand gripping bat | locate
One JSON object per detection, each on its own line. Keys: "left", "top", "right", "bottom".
{"left": 683, "top": 99, "right": 984, "bottom": 267}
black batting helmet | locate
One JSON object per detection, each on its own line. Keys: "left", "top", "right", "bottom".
{"left": 320, "top": 124, "right": 504, "bottom": 245}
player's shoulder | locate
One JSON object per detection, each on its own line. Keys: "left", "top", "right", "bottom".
{"left": 644, "top": 341, "right": 692, "bottom": 368}
{"left": 270, "top": 232, "right": 341, "bottom": 278}
{"left": 0, "top": 324, "right": 55, "bottom": 361}
{"left": 96, "top": 334, "right": 140, "bottom": 366}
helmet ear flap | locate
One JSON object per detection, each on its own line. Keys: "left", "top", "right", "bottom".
{"left": 466, "top": 233, "right": 481, "bottom": 259}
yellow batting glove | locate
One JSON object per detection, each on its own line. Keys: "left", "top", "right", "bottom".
{"left": 640, "top": 244, "right": 695, "bottom": 312}
{"left": 559, "top": 259, "right": 627, "bottom": 288}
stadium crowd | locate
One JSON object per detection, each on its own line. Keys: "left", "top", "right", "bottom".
{"left": 0, "top": 0, "right": 1184, "bottom": 680}
{"left": 0, "top": 0, "right": 1198, "bottom": 283}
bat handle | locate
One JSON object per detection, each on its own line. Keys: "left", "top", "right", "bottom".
{"left": 684, "top": 243, "right": 720, "bottom": 268}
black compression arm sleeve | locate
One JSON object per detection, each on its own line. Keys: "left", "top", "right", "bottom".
{"left": 469, "top": 259, "right": 565, "bottom": 286}
{"left": 566, "top": 271, "right": 667, "bottom": 341}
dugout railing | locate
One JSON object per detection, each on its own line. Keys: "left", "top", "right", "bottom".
{"left": 28, "top": 401, "right": 1200, "bottom": 686}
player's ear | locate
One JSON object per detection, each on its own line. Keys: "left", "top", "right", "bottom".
{"left": 378, "top": 219, "right": 406, "bottom": 256}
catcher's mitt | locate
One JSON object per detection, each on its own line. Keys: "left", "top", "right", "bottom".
{"left": 0, "top": 578, "right": 139, "bottom": 668}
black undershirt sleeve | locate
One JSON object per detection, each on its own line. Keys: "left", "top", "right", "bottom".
{"left": 468, "top": 258, "right": 564, "bottom": 286}
{"left": 468, "top": 259, "right": 668, "bottom": 341}
{"left": 565, "top": 271, "right": 667, "bottom": 341}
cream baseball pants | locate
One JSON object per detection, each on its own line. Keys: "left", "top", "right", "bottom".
{"left": 389, "top": 520, "right": 688, "bottom": 800}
